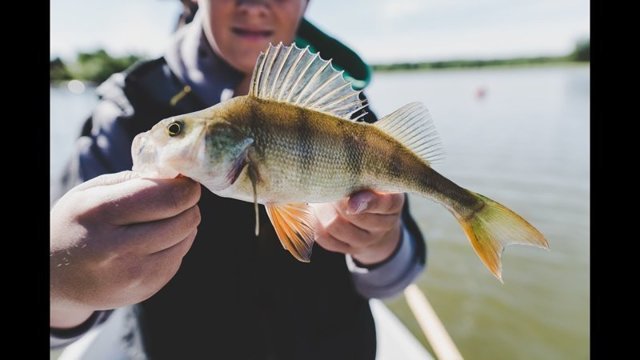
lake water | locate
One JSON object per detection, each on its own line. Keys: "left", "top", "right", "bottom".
{"left": 50, "top": 65, "right": 589, "bottom": 359}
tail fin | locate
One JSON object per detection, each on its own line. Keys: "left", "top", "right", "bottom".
{"left": 455, "top": 192, "right": 549, "bottom": 282}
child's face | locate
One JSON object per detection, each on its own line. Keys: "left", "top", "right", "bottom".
{"left": 199, "top": 0, "right": 308, "bottom": 74}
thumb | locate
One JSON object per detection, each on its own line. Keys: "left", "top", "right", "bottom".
{"left": 72, "top": 171, "right": 142, "bottom": 192}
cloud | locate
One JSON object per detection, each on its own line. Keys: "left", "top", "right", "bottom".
{"left": 52, "top": 0, "right": 589, "bottom": 63}
{"left": 50, "top": 0, "right": 181, "bottom": 59}
{"left": 380, "top": 0, "right": 430, "bottom": 20}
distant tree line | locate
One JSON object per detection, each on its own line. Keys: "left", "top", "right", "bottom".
{"left": 51, "top": 38, "right": 589, "bottom": 83}
{"left": 50, "top": 50, "right": 144, "bottom": 84}
{"left": 372, "top": 38, "right": 590, "bottom": 72}
{"left": 570, "top": 38, "right": 589, "bottom": 62}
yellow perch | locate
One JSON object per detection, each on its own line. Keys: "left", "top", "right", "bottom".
{"left": 131, "top": 43, "right": 548, "bottom": 281}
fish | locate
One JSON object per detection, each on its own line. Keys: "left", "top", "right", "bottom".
{"left": 131, "top": 42, "right": 548, "bottom": 281}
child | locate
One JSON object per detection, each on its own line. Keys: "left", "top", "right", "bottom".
{"left": 51, "top": 1, "right": 426, "bottom": 358}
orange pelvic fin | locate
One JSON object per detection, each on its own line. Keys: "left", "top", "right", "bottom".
{"left": 265, "top": 203, "right": 315, "bottom": 262}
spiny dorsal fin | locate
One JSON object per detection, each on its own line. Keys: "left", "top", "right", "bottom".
{"left": 264, "top": 203, "right": 315, "bottom": 262}
{"left": 249, "top": 43, "right": 367, "bottom": 120}
{"left": 373, "top": 102, "right": 445, "bottom": 166}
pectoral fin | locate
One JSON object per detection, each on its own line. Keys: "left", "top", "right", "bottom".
{"left": 224, "top": 137, "right": 254, "bottom": 187}
{"left": 265, "top": 203, "right": 315, "bottom": 262}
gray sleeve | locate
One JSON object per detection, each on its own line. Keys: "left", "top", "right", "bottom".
{"left": 51, "top": 76, "right": 137, "bottom": 205}
{"left": 346, "top": 224, "right": 426, "bottom": 299}
{"left": 50, "top": 310, "right": 113, "bottom": 349}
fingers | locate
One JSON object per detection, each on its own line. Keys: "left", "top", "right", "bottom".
{"left": 314, "top": 231, "right": 352, "bottom": 254}
{"left": 105, "top": 229, "right": 197, "bottom": 306}
{"left": 72, "top": 171, "right": 142, "bottom": 192}
{"left": 51, "top": 172, "right": 202, "bottom": 313}
{"left": 342, "top": 212, "right": 402, "bottom": 233}
{"left": 150, "top": 228, "right": 198, "bottom": 259}
{"left": 339, "top": 191, "right": 404, "bottom": 231}
{"left": 346, "top": 191, "right": 404, "bottom": 216}
{"left": 313, "top": 203, "right": 371, "bottom": 251}
{"left": 87, "top": 176, "right": 201, "bottom": 225}
{"left": 315, "top": 203, "right": 369, "bottom": 234}
{"left": 138, "top": 228, "right": 198, "bottom": 301}
{"left": 311, "top": 191, "right": 406, "bottom": 257}
{"left": 122, "top": 205, "right": 201, "bottom": 254}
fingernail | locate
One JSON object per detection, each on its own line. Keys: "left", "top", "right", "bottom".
{"left": 348, "top": 193, "right": 372, "bottom": 214}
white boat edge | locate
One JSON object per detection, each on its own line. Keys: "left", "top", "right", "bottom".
{"left": 371, "top": 299, "right": 434, "bottom": 360}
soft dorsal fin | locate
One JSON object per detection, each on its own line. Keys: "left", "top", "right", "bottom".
{"left": 249, "top": 43, "right": 367, "bottom": 120}
{"left": 373, "top": 102, "right": 445, "bottom": 166}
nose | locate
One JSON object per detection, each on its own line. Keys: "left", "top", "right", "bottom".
{"left": 236, "top": 0, "right": 270, "bottom": 12}
{"left": 132, "top": 133, "right": 146, "bottom": 156}
{"left": 131, "top": 133, "right": 157, "bottom": 173}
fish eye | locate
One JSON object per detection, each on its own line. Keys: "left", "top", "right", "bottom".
{"left": 167, "top": 120, "right": 183, "bottom": 137}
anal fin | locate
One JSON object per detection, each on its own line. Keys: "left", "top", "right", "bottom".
{"left": 265, "top": 203, "right": 315, "bottom": 262}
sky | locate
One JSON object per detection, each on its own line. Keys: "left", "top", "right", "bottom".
{"left": 51, "top": 0, "right": 590, "bottom": 63}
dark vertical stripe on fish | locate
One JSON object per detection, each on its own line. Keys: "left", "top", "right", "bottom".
{"left": 247, "top": 100, "right": 264, "bottom": 158}
{"left": 296, "top": 107, "right": 315, "bottom": 182}
{"left": 342, "top": 123, "right": 365, "bottom": 186}
{"left": 387, "top": 146, "right": 404, "bottom": 180}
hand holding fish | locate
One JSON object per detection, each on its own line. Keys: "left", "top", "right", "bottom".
{"left": 50, "top": 171, "right": 201, "bottom": 329}
{"left": 312, "top": 190, "right": 404, "bottom": 265}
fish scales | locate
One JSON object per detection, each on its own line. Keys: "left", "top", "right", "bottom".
{"left": 215, "top": 98, "right": 391, "bottom": 203}
{"left": 219, "top": 97, "right": 435, "bottom": 205}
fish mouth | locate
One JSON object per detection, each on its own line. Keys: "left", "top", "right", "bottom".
{"left": 131, "top": 132, "right": 156, "bottom": 174}
{"left": 231, "top": 27, "right": 273, "bottom": 40}
{"left": 131, "top": 133, "right": 180, "bottom": 178}
{"left": 131, "top": 132, "right": 172, "bottom": 177}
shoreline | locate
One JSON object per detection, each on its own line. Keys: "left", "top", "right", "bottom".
{"left": 372, "top": 60, "right": 589, "bottom": 73}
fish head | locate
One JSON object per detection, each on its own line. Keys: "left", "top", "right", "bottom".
{"left": 131, "top": 108, "right": 254, "bottom": 192}
{"left": 131, "top": 114, "right": 208, "bottom": 179}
